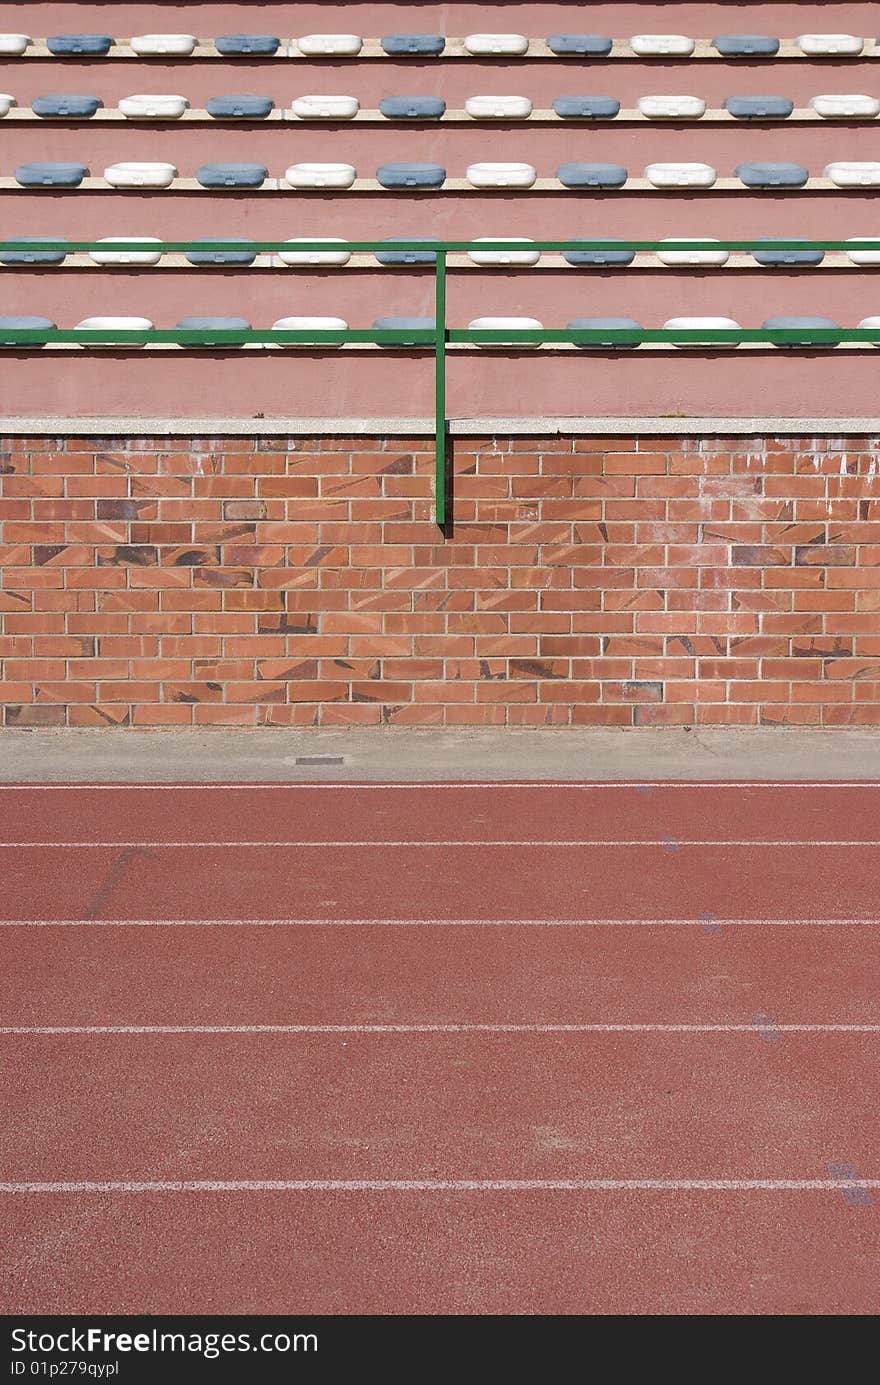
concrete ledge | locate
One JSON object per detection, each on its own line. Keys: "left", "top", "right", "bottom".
{"left": 1, "top": 417, "right": 879, "bottom": 437}
{"left": 1, "top": 728, "right": 879, "bottom": 783}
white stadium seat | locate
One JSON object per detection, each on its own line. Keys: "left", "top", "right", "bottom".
{"left": 467, "top": 238, "right": 541, "bottom": 265}
{"left": 0, "top": 35, "right": 31, "bottom": 55}
{"left": 291, "top": 95, "right": 360, "bottom": 120}
{"left": 284, "top": 163, "right": 357, "bottom": 188}
{"left": 664, "top": 317, "right": 741, "bottom": 346}
{"left": 88, "top": 237, "right": 164, "bottom": 265}
{"left": 796, "top": 34, "right": 863, "bottom": 55}
{"left": 464, "top": 34, "right": 530, "bottom": 56}
{"left": 104, "top": 162, "right": 177, "bottom": 188}
{"left": 0, "top": 94, "right": 15, "bottom": 116}
{"left": 637, "top": 96, "right": 706, "bottom": 119}
{"left": 465, "top": 96, "right": 533, "bottom": 119}
{"left": 466, "top": 162, "right": 537, "bottom": 188}
{"left": 129, "top": 34, "right": 197, "bottom": 56}
{"left": 846, "top": 238, "right": 880, "bottom": 265}
{"left": 278, "top": 239, "right": 352, "bottom": 265}
{"left": 825, "top": 162, "right": 880, "bottom": 187}
{"left": 296, "top": 35, "right": 363, "bottom": 56}
{"left": 645, "top": 162, "right": 717, "bottom": 187}
{"left": 272, "top": 316, "right": 347, "bottom": 345}
{"left": 657, "top": 238, "right": 729, "bottom": 266}
{"left": 468, "top": 316, "right": 543, "bottom": 346}
{"left": 75, "top": 316, "right": 154, "bottom": 346}
{"left": 630, "top": 35, "right": 695, "bottom": 56}
{"left": 810, "top": 95, "right": 880, "bottom": 119}
{"left": 118, "top": 95, "right": 189, "bottom": 119}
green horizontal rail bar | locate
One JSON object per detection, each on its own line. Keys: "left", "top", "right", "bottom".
{"left": 1, "top": 239, "right": 878, "bottom": 254}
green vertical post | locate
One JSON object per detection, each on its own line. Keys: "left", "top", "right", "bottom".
{"left": 434, "top": 249, "right": 448, "bottom": 527}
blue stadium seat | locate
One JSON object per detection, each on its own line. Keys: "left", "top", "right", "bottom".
{"left": 0, "top": 315, "right": 55, "bottom": 344}
{"left": 562, "top": 239, "right": 635, "bottom": 266}
{"left": 567, "top": 317, "right": 642, "bottom": 347}
{"left": 31, "top": 94, "right": 103, "bottom": 118}
{"left": 557, "top": 162, "right": 627, "bottom": 187}
{"left": 46, "top": 34, "right": 113, "bottom": 55}
{"left": 15, "top": 162, "right": 88, "bottom": 186}
{"left": 751, "top": 239, "right": 825, "bottom": 266}
{"left": 713, "top": 35, "right": 780, "bottom": 55}
{"left": 175, "top": 317, "right": 252, "bottom": 344}
{"left": 725, "top": 96, "right": 794, "bottom": 119}
{"left": 184, "top": 239, "right": 258, "bottom": 265}
{"left": 380, "top": 35, "right": 445, "bottom": 55}
{"left": 762, "top": 315, "right": 841, "bottom": 345}
{"left": 205, "top": 96, "right": 274, "bottom": 119}
{"left": 214, "top": 35, "right": 281, "bottom": 55}
{"left": 195, "top": 163, "right": 268, "bottom": 188}
{"left": 737, "top": 162, "right": 810, "bottom": 187}
{"left": 379, "top": 96, "right": 446, "bottom": 119}
{"left": 553, "top": 96, "right": 620, "bottom": 118}
{"left": 547, "top": 34, "right": 612, "bottom": 55}
{"left": 374, "top": 237, "right": 439, "bottom": 265}
{"left": 372, "top": 315, "right": 436, "bottom": 344}
{"left": 376, "top": 162, "right": 446, "bottom": 188}
{"left": 0, "top": 236, "right": 68, "bottom": 265}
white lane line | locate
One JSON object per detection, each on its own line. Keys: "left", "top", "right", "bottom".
{"left": 2, "top": 1178, "right": 878, "bottom": 1194}
{"left": 1, "top": 917, "right": 877, "bottom": 928}
{"left": 0, "top": 781, "right": 878, "bottom": 790}
{"left": 3, "top": 838, "right": 880, "bottom": 848}
{"left": 3, "top": 1023, "right": 879, "bottom": 1035}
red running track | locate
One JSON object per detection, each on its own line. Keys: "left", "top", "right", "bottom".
{"left": 1, "top": 780, "right": 879, "bottom": 1316}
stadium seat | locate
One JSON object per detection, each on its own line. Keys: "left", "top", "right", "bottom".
{"left": 75, "top": 316, "right": 153, "bottom": 346}
{"left": 47, "top": 34, "right": 113, "bottom": 55}
{"left": 0, "top": 94, "right": 14, "bottom": 116}
{"left": 272, "top": 316, "right": 348, "bottom": 344}
{"left": 468, "top": 317, "right": 543, "bottom": 346}
{"left": 467, "top": 238, "right": 541, "bottom": 265}
{"left": 0, "top": 237, "right": 68, "bottom": 265}
{"left": 130, "top": 35, "right": 197, "bottom": 56}
{"left": 637, "top": 96, "right": 706, "bottom": 119}
{"left": 713, "top": 35, "right": 781, "bottom": 55}
{"left": 206, "top": 96, "right": 275, "bottom": 119}
{"left": 118, "top": 95, "right": 189, "bottom": 119}
{"left": 214, "top": 35, "right": 281, "bottom": 55}
{"left": 856, "top": 317, "right": 880, "bottom": 343}
{"left": 15, "top": 162, "right": 88, "bottom": 186}
{"left": 810, "top": 95, "right": 880, "bottom": 118}
{"left": 736, "top": 162, "right": 809, "bottom": 187}
{"left": 825, "top": 161, "right": 880, "bottom": 186}
{"left": 664, "top": 317, "right": 742, "bottom": 346}
{"left": 376, "top": 162, "right": 446, "bottom": 188}
{"left": 381, "top": 35, "right": 445, "bottom": 55}
{"left": 278, "top": 239, "right": 352, "bottom": 265}
{"left": 104, "top": 162, "right": 177, "bottom": 188}
{"left": 796, "top": 34, "right": 863, "bottom": 55}
{"left": 465, "top": 96, "right": 532, "bottom": 119}
{"left": 88, "top": 238, "right": 163, "bottom": 265}
{"left": 750, "top": 239, "right": 825, "bottom": 265}
{"left": 292, "top": 95, "right": 360, "bottom": 119}
{"left": 467, "top": 162, "right": 537, "bottom": 188}
{"left": 630, "top": 35, "right": 695, "bottom": 55}
{"left": 0, "top": 315, "right": 55, "bottom": 345}
{"left": 547, "top": 35, "right": 612, "bottom": 55}
{"left": 185, "top": 238, "right": 258, "bottom": 265}
{"left": 195, "top": 163, "right": 267, "bottom": 188}
{"left": 464, "top": 35, "right": 529, "bottom": 56}
{"left": 379, "top": 97, "right": 446, "bottom": 119}
{"left": 645, "top": 162, "right": 716, "bottom": 187}
{"left": 562, "top": 240, "right": 635, "bottom": 266}
{"left": 296, "top": 35, "right": 362, "bottom": 56}
{"left": 374, "top": 237, "right": 439, "bottom": 265}
{"left": 552, "top": 96, "right": 620, "bottom": 119}
{"left": 175, "top": 317, "right": 252, "bottom": 345}
{"left": 567, "top": 317, "right": 642, "bottom": 347}
{"left": 724, "top": 96, "right": 794, "bottom": 119}
{"left": 0, "top": 36, "right": 31, "bottom": 55}
{"left": 657, "top": 238, "right": 729, "bottom": 265}
{"left": 372, "top": 316, "right": 436, "bottom": 344}
{"left": 31, "top": 95, "right": 103, "bottom": 118}
{"left": 846, "top": 237, "right": 880, "bottom": 264}
{"left": 284, "top": 163, "right": 356, "bottom": 188}
{"left": 557, "top": 162, "right": 627, "bottom": 187}
{"left": 762, "top": 315, "right": 841, "bottom": 345}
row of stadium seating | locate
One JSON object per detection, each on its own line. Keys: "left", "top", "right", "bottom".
{"left": 3, "top": 237, "right": 878, "bottom": 267}
{"left": 2, "top": 32, "right": 878, "bottom": 58}
{"left": 7, "top": 160, "right": 880, "bottom": 188}
{"left": 5, "top": 93, "right": 880, "bottom": 120}
{"left": 1, "top": 313, "right": 876, "bottom": 348}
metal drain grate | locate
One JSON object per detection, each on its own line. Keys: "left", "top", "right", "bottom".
{"left": 295, "top": 755, "right": 346, "bottom": 766}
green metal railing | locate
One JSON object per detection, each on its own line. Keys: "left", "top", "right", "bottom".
{"left": 2, "top": 236, "right": 879, "bottom": 527}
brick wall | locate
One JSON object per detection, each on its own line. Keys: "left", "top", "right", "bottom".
{"left": 1, "top": 432, "right": 879, "bottom": 728}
